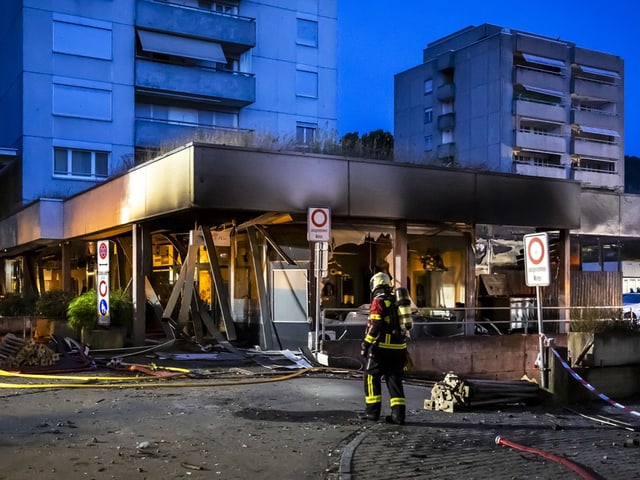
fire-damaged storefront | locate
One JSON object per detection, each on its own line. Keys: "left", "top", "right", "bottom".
{"left": 0, "top": 144, "right": 580, "bottom": 350}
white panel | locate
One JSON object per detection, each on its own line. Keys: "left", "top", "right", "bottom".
{"left": 272, "top": 269, "right": 308, "bottom": 323}
{"left": 53, "top": 20, "right": 112, "bottom": 60}
{"left": 53, "top": 83, "right": 112, "bottom": 120}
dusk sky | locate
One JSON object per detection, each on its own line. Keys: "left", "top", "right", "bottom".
{"left": 337, "top": 0, "right": 639, "bottom": 156}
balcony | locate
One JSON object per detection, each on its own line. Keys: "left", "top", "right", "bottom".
{"left": 572, "top": 78, "right": 619, "bottom": 102}
{"left": 437, "top": 142, "right": 455, "bottom": 159}
{"left": 573, "top": 169, "right": 621, "bottom": 189}
{"left": 437, "top": 83, "right": 454, "bottom": 101}
{"left": 572, "top": 137, "right": 620, "bottom": 159}
{"left": 514, "top": 99, "right": 565, "bottom": 123}
{"left": 514, "top": 163, "right": 567, "bottom": 179}
{"left": 135, "top": 59, "right": 255, "bottom": 107}
{"left": 137, "top": 0, "right": 255, "bottom": 52}
{"left": 515, "top": 131, "right": 565, "bottom": 153}
{"left": 437, "top": 113, "right": 455, "bottom": 131}
{"left": 514, "top": 68, "right": 565, "bottom": 92}
{"left": 135, "top": 118, "right": 253, "bottom": 148}
{"left": 570, "top": 109, "right": 620, "bottom": 130}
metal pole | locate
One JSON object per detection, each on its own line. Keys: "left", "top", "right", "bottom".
{"left": 314, "top": 242, "right": 321, "bottom": 353}
{"left": 536, "top": 285, "right": 547, "bottom": 389}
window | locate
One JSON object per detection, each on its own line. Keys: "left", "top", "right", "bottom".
{"left": 297, "top": 19, "right": 318, "bottom": 47}
{"left": 441, "top": 100, "right": 453, "bottom": 114}
{"left": 296, "top": 69, "right": 318, "bottom": 98}
{"left": 424, "top": 79, "right": 433, "bottom": 94}
{"left": 54, "top": 147, "right": 109, "bottom": 178}
{"left": 136, "top": 104, "right": 239, "bottom": 128}
{"left": 424, "top": 135, "right": 433, "bottom": 151}
{"left": 441, "top": 130, "right": 453, "bottom": 144}
{"left": 296, "top": 123, "right": 316, "bottom": 146}
{"left": 198, "top": 1, "right": 239, "bottom": 15}
{"left": 424, "top": 108, "right": 433, "bottom": 124}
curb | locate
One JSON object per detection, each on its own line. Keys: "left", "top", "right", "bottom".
{"left": 339, "top": 424, "right": 379, "bottom": 480}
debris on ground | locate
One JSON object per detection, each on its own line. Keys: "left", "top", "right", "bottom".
{"left": 424, "top": 371, "right": 540, "bottom": 412}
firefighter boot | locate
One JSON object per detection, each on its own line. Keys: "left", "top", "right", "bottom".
{"left": 360, "top": 404, "right": 381, "bottom": 421}
{"left": 386, "top": 405, "right": 405, "bottom": 425}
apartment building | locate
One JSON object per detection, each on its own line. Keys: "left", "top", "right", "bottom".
{"left": 394, "top": 24, "right": 625, "bottom": 191}
{"left": 0, "top": 0, "right": 338, "bottom": 214}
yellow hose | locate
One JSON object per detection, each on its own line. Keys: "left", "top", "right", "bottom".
{"left": 0, "top": 366, "right": 348, "bottom": 389}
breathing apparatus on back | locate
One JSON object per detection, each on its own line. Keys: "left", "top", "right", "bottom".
{"left": 369, "top": 272, "right": 414, "bottom": 336}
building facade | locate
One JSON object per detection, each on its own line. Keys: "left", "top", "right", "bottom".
{"left": 394, "top": 24, "right": 625, "bottom": 191}
{"left": 0, "top": 0, "right": 338, "bottom": 214}
{"left": 0, "top": 12, "right": 635, "bottom": 350}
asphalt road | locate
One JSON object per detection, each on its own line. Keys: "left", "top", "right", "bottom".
{"left": 2, "top": 363, "right": 640, "bottom": 479}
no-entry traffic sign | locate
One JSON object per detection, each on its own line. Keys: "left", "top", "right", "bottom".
{"left": 523, "top": 233, "right": 550, "bottom": 286}
{"left": 307, "top": 207, "right": 331, "bottom": 242}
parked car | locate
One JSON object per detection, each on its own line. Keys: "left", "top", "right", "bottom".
{"left": 622, "top": 292, "right": 640, "bottom": 327}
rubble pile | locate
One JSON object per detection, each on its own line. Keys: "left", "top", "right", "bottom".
{"left": 425, "top": 371, "right": 540, "bottom": 412}
{"left": 0, "top": 333, "right": 59, "bottom": 369}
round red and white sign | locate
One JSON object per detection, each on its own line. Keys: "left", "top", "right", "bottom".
{"left": 307, "top": 207, "right": 331, "bottom": 242}
{"left": 310, "top": 208, "right": 328, "bottom": 228}
{"left": 527, "top": 237, "right": 545, "bottom": 265}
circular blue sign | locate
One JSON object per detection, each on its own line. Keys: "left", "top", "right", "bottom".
{"left": 99, "top": 299, "right": 109, "bottom": 316}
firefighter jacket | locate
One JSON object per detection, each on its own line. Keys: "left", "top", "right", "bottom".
{"left": 363, "top": 290, "right": 407, "bottom": 351}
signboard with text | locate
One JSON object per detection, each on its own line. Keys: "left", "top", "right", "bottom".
{"left": 307, "top": 207, "right": 331, "bottom": 242}
{"left": 524, "top": 233, "right": 550, "bottom": 287}
{"left": 96, "top": 240, "right": 110, "bottom": 326}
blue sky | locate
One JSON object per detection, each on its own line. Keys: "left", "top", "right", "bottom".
{"left": 337, "top": 0, "right": 639, "bottom": 156}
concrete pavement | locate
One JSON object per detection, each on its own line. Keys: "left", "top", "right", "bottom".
{"left": 343, "top": 380, "right": 640, "bottom": 480}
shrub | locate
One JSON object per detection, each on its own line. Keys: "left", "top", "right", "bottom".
{"left": 0, "top": 293, "right": 36, "bottom": 316}
{"left": 67, "top": 290, "right": 98, "bottom": 331}
{"left": 67, "top": 289, "right": 133, "bottom": 331}
{"left": 570, "top": 307, "right": 632, "bottom": 333}
{"left": 36, "top": 290, "right": 75, "bottom": 321}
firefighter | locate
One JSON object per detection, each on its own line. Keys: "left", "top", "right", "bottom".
{"left": 360, "top": 271, "right": 410, "bottom": 425}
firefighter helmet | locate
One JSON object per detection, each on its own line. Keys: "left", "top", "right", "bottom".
{"left": 370, "top": 272, "right": 392, "bottom": 292}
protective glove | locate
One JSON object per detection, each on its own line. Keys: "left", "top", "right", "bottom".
{"left": 403, "top": 351, "right": 414, "bottom": 372}
{"left": 360, "top": 341, "right": 371, "bottom": 358}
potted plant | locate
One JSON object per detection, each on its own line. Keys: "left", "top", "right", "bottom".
{"left": 34, "top": 290, "right": 76, "bottom": 340}
{"left": 568, "top": 306, "right": 640, "bottom": 367}
{"left": 67, "top": 289, "right": 133, "bottom": 349}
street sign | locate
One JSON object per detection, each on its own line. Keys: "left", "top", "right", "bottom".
{"left": 97, "top": 273, "right": 110, "bottom": 325}
{"left": 523, "top": 233, "right": 550, "bottom": 287}
{"left": 307, "top": 207, "right": 331, "bottom": 242}
{"left": 97, "top": 239, "right": 110, "bottom": 326}
{"left": 97, "top": 240, "right": 109, "bottom": 273}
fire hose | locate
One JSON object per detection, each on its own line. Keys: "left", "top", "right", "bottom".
{"left": 495, "top": 435, "right": 598, "bottom": 480}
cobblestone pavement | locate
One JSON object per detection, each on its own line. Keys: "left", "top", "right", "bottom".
{"left": 341, "top": 393, "right": 640, "bottom": 480}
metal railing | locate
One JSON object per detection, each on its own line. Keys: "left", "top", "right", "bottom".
{"left": 319, "top": 304, "right": 639, "bottom": 341}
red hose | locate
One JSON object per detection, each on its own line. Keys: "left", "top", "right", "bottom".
{"left": 495, "top": 436, "right": 598, "bottom": 480}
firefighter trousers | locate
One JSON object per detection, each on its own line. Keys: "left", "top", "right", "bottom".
{"left": 363, "top": 348, "right": 406, "bottom": 422}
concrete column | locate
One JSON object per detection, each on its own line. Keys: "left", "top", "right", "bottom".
{"left": 131, "top": 224, "right": 151, "bottom": 346}
{"left": 464, "top": 231, "right": 477, "bottom": 336}
{"left": 558, "top": 229, "right": 571, "bottom": 333}
{"left": 394, "top": 221, "right": 408, "bottom": 288}
{"left": 61, "top": 242, "right": 72, "bottom": 292}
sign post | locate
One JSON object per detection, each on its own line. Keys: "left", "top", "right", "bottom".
{"left": 97, "top": 240, "right": 110, "bottom": 327}
{"left": 523, "top": 232, "right": 550, "bottom": 388}
{"left": 308, "top": 208, "right": 330, "bottom": 353}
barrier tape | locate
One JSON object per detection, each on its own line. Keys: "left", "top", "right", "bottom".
{"left": 551, "top": 347, "right": 640, "bottom": 418}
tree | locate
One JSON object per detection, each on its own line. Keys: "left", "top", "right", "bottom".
{"left": 339, "top": 130, "right": 393, "bottom": 160}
